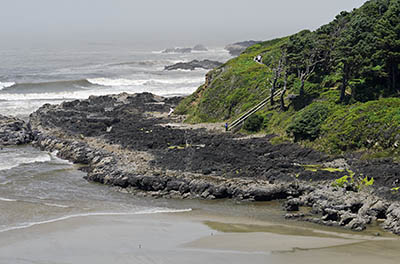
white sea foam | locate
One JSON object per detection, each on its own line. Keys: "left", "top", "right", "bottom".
{"left": 43, "top": 203, "right": 70, "bottom": 208}
{"left": 0, "top": 82, "right": 15, "bottom": 90}
{"left": 0, "top": 197, "right": 17, "bottom": 202}
{"left": 0, "top": 208, "right": 192, "bottom": 233}
{"left": 49, "top": 151, "right": 73, "bottom": 165}
{"left": 88, "top": 78, "right": 148, "bottom": 86}
{"left": 0, "top": 153, "right": 52, "bottom": 171}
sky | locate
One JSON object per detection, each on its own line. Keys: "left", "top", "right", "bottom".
{"left": 0, "top": 0, "right": 368, "bottom": 48}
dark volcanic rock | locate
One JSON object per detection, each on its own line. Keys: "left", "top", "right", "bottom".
{"left": 224, "top": 40, "right": 261, "bottom": 56}
{"left": 162, "top": 47, "right": 192, "bottom": 54}
{"left": 0, "top": 115, "right": 33, "bottom": 145}
{"left": 164, "top": 60, "right": 222, "bottom": 71}
{"left": 27, "top": 92, "right": 400, "bottom": 235}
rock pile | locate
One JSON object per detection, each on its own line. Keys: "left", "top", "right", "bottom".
{"left": 0, "top": 115, "right": 33, "bottom": 145}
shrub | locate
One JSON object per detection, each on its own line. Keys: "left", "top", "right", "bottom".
{"left": 320, "top": 98, "right": 400, "bottom": 153}
{"left": 243, "top": 114, "right": 264, "bottom": 132}
{"left": 286, "top": 102, "right": 332, "bottom": 141}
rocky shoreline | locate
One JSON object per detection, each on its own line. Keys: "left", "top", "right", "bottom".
{"left": 1, "top": 92, "right": 400, "bottom": 235}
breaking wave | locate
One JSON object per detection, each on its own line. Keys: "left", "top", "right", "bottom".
{"left": 87, "top": 77, "right": 204, "bottom": 87}
{"left": 0, "top": 153, "right": 52, "bottom": 171}
{"left": 0, "top": 82, "right": 15, "bottom": 91}
{"left": 0, "top": 79, "right": 93, "bottom": 94}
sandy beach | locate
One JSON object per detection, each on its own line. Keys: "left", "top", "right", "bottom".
{"left": 1, "top": 208, "right": 400, "bottom": 264}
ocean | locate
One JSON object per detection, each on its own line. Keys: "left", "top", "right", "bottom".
{"left": 0, "top": 43, "right": 231, "bottom": 233}
{"left": 0, "top": 44, "right": 231, "bottom": 118}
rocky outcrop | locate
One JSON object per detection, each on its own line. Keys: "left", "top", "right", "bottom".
{"left": 284, "top": 186, "right": 391, "bottom": 232}
{"left": 162, "top": 47, "right": 192, "bottom": 54}
{"left": 162, "top": 44, "right": 208, "bottom": 54}
{"left": 164, "top": 60, "right": 222, "bottom": 71}
{"left": 27, "top": 92, "right": 400, "bottom": 235}
{"left": 224, "top": 40, "right": 261, "bottom": 56}
{"left": 383, "top": 202, "right": 400, "bottom": 234}
{"left": 193, "top": 44, "right": 208, "bottom": 51}
{"left": 32, "top": 131, "right": 305, "bottom": 201}
{"left": 0, "top": 115, "right": 33, "bottom": 145}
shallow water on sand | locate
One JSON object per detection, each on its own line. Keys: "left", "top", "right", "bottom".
{"left": 1, "top": 145, "right": 400, "bottom": 263}
{"left": 0, "top": 146, "right": 194, "bottom": 233}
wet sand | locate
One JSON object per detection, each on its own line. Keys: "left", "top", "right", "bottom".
{"left": 1, "top": 210, "right": 400, "bottom": 264}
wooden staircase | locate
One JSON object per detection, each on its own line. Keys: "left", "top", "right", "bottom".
{"left": 228, "top": 89, "right": 284, "bottom": 131}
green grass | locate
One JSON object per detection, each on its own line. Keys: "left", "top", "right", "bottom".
{"left": 176, "top": 37, "right": 288, "bottom": 123}
{"left": 176, "top": 16, "right": 400, "bottom": 159}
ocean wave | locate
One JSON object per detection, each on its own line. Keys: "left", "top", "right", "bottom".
{"left": 0, "top": 153, "right": 52, "bottom": 171}
{"left": 88, "top": 77, "right": 204, "bottom": 87}
{"left": 0, "top": 208, "right": 192, "bottom": 233}
{"left": 49, "top": 151, "right": 73, "bottom": 165}
{"left": 87, "top": 78, "right": 148, "bottom": 87}
{"left": 0, "top": 82, "right": 15, "bottom": 90}
{"left": 0, "top": 79, "right": 93, "bottom": 94}
{"left": 108, "top": 60, "right": 175, "bottom": 67}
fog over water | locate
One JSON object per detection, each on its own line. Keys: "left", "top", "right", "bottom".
{"left": 1, "top": 0, "right": 367, "bottom": 48}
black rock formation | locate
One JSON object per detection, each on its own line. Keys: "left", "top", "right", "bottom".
{"left": 164, "top": 60, "right": 222, "bottom": 71}
{"left": 162, "top": 47, "right": 192, "bottom": 54}
{"left": 225, "top": 40, "right": 261, "bottom": 56}
{"left": 193, "top": 44, "right": 208, "bottom": 51}
{"left": 0, "top": 115, "right": 33, "bottom": 145}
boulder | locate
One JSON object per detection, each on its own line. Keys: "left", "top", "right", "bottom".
{"left": 0, "top": 115, "right": 33, "bottom": 145}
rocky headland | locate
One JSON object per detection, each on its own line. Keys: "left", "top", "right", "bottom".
{"left": 164, "top": 60, "right": 223, "bottom": 71}
{"left": 224, "top": 40, "right": 261, "bottom": 56}
{"left": 1, "top": 92, "right": 400, "bottom": 235}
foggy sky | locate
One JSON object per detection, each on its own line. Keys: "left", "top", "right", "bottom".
{"left": 1, "top": 0, "right": 368, "bottom": 48}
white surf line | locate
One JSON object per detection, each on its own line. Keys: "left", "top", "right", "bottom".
{"left": 0, "top": 208, "right": 192, "bottom": 233}
{"left": 43, "top": 203, "right": 70, "bottom": 208}
{"left": 0, "top": 197, "right": 17, "bottom": 202}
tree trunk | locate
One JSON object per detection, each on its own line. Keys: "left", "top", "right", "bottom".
{"left": 300, "top": 78, "right": 305, "bottom": 97}
{"left": 270, "top": 79, "right": 277, "bottom": 106}
{"left": 270, "top": 87, "right": 275, "bottom": 106}
{"left": 280, "top": 73, "right": 288, "bottom": 111}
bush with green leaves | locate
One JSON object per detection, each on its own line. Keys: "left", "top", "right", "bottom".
{"left": 320, "top": 98, "right": 400, "bottom": 153}
{"left": 243, "top": 114, "right": 264, "bottom": 132}
{"left": 286, "top": 102, "right": 332, "bottom": 141}
{"left": 332, "top": 171, "right": 374, "bottom": 191}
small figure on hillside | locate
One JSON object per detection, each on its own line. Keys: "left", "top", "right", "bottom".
{"left": 254, "top": 55, "right": 262, "bottom": 63}
{"left": 225, "top": 122, "right": 229, "bottom": 132}
{"left": 168, "top": 107, "right": 174, "bottom": 117}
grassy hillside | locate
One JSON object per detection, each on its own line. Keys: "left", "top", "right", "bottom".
{"left": 176, "top": 37, "right": 287, "bottom": 122}
{"left": 177, "top": 0, "right": 400, "bottom": 157}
